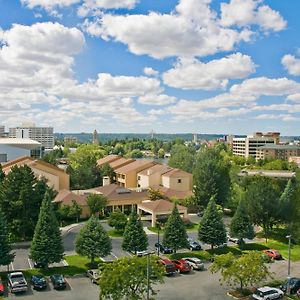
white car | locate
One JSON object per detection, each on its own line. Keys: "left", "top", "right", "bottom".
{"left": 86, "top": 269, "right": 100, "bottom": 284}
{"left": 182, "top": 257, "right": 204, "bottom": 271}
{"left": 252, "top": 286, "right": 284, "bottom": 300}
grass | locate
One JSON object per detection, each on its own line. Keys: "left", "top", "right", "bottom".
{"left": 107, "top": 229, "right": 124, "bottom": 237}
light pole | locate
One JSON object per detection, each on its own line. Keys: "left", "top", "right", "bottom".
{"left": 157, "top": 221, "right": 161, "bottom": 257}
{"left": 286, "top": 235, "right": 292, "bottom": 295}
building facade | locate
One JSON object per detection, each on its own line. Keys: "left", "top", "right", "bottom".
{"left": 256, "top": 145, "right": 300, "bottom": 161}
{"left": 0, "top": 125, "right": 5, "bottom": 137}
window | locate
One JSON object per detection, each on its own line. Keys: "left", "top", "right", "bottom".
{"left": 137, "top": 176, "right": 141, "bottom": 180}
{"left": 178, "top": 179, "right": 181, "bottom": 183}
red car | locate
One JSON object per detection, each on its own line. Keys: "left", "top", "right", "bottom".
{"left": 0, "top": 276, "right": 4, "bottom": 296}
{"left": 172, "top": 259, "right": 191, "bottom": 273}
{"left": 263, "top": 249, "right": 282, "bottom": 260}
{"left": 159, "top": 259, "right": 176, "bottom": 276}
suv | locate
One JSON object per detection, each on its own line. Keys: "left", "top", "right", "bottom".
{"left": 86, "top": 269, "right": 100, "bottom": 284}
{"left": 159, "top": 259, "right": 176, "bottom": 276}
{"left": 281, "top": 277, "right": 300, "bottom": 294}
{"left": 183, "top": 257, "right": 204, "bottom": 271}
{"left": 188, "top": 238, "right": 202, "bottom": 251}
{"left": 172, "top": 259, "right": 191, "bottom": 273}
{"left": 0, "top": 276, "right": 4, "bottom": 296}
{"left": 7, "top": 272, "right": 28, "bottom": 293}
{"left": 31, "top": 275, "right": 47, "bottom": 290}
{"left": 252, "top": 286, "right": 283, "bottom": 299}
{"left": 155, "top": 243, "right": 173, "bottom": 254}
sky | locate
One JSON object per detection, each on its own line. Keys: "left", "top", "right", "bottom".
{"left": 0, "top": 0, "right": 300, "bottom": 135}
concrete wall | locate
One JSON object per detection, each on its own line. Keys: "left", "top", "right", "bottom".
{"left": 137, "top": 172, "right": 161, "bottom": 188}
{"left": 162, "top": 174, "right": 192, "bottom": 192}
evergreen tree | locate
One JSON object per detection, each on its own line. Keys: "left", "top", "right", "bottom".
{"left": 279, "top": 179, "right": 295, "bottom": 223}
{"left": 75, "top": 215, "right": 111, "bottom": 263}
{"left": 0, "top": 206, "right": 15, "bottom": 269}
{"left": 198, "top": 197, "right": 227, "bottom": 249}
{"left": 162, "top": 204, "right": 189, "bottom": 253}
{"left": 122, "top": 212, "right": 148, "bottom": 254}
{"left": 0, "top": 164, "right": 5, "bottom": 183}
{"left": 30, "top": 191, "right": 64, "bottom": 267}
{"left": 230, "top": 200, "right": 254, "bottom": 242}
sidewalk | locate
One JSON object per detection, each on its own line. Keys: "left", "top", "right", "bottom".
{"left": 60, "top": 222, "right": 84, "bottom": 237}
{"left": 143, "top": 227, "right": 156, "bottom": 235}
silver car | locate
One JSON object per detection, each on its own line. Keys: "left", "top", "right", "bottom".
{"left": 252, "top": 286, "right": 284, "bottom": 300}
{"left": 86, "top": 269, "right": 100, "bottom": 284}
{"left": 182, "top": 257, "right": 204, "bottom": 271}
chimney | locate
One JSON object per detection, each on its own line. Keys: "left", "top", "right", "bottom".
{"left": 147, "top": 169, "right": 153, "bottom": 176}
{"left": 103, "top": 176, "right": 110, "bottom": 186}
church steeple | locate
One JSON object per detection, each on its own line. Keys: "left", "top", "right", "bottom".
{"left": 92, "top": 129, "right": 98, "bottom": 145}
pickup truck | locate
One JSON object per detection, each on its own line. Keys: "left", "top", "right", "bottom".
{"left": 7, "top": 272, "right": 28, "bottom": 293}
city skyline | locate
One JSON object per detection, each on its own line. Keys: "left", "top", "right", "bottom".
{"left": 1, "top": 0, "right": 300, "bottom": 134}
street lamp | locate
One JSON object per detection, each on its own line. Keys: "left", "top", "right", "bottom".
{"left": 286, "top": 235, "right": 292, "bottom": 295}
{"left": 156, "top": 221, "right": 161, "bottom": 257}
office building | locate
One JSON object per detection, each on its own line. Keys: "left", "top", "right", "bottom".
{"left": 256, "top": 144, "right": 300, "bottom": 161}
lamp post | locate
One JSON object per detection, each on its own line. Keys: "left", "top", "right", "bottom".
{"left": 286, "top": 235, "right": 292, "bottom": 295}
{"left": 157, "top": 221, "right": 161, "bottom": 257}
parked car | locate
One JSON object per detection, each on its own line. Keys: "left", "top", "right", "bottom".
{"left": 263, "top": 249, "right": 282, "bottom": 260}
{"left": 155, "top": 242, "right": 173, "bottom": 254}
{"left": 187, "top": 238, "right": 202, "bottom": 251}
{"left": 182, "top": 257, "right": 204, "bottom": 271}
{"left": 172, "top": 259, "right": 191, "bottom": 273}
{"left": 280, "top": 277, "right": 300, "bottom": 294}
{"left": 7, "top": 272, "right": 28, "bottom": 293}
{"left": 227, "top": 235, "right": 244, "bottom": 245}
{"left": 0, "top": 276, "right": 4, "bottom": 296}
{"left": 297, "top": 288, "right": 300, "bottom": 297}
{"left": 33, "top": 261, "right": 47, "bottom": 269}
{"left": 31, "top": 275, "right": 47, "bottom": 290}
{"left": 159, "top": 259, "right": 176, "bottom": 276}
{"left": 252, "top": 286, "right": 284, "bottom": 299}
{"left": 50, "top": 274, "right": 66, "bottom": 290}
{"left": 86, "top": 269, "right": 100, "bottom": 284}
{"left": 136, "top": 250, "right": 147, "bottom": 257}
{"left": 196, "top": 211, "right": 204, "bottom": 217}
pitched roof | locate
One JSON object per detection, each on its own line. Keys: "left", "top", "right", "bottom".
{"left": 97, "top": 155, "right": 121, "bottom": 167}
{"left": 138, "top": 164, "right": 173, "bottom": 176}
{"left": 110, "top": 157, "right": 135, "bottom": 169}
{"left": 162, "top": 168, "right": 192, "bottom": 178}
{"left": 53, "top": 189, "right": 87, "bottom": 206}
{"left": 151, "top": 185, "right": 194, "bottom": 199}
{"left": 138, "top": 199, "right": 186, "bottom": 213}
{"left": 115, "top": 160, "right": 155, "bottom": 174}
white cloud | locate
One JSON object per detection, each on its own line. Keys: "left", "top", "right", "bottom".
{"left": 220, "top": 0, "right": 287, "bottom": 32}
{"left": 163, "top": 53, "right": 256, "bottom": 90}
{"left": 255, "top": 114, "right": 299, "bottom": 122}
{"left": 138, "top": 94, "right": 177, "bottom": 106}
{"left": 21, "top": 0, "right": 80, "bottom": 10}
{"left": 148, "top": 109, "right": 165, "bottom": 115}
{"left": 287, "top": 94, "right": 300, "bottom": 102}
{"left": 282, "top": 54, "right": 300, "bottom": 76}
{"left": 143, "top": 67, "right": 159, "bottom": 76}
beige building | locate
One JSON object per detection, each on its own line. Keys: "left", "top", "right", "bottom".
{"left": 115, "top": 160, "right": 156, "bottom": 188}
{"left": 2, "top": 156, "right": 70, "bottom": 191}
{"left": 256, "top": 145, "right": 300, "bottom": 161}
{"left": 232, "top": 132, "right": 280, "bottom": 159}
{"left": 289, "top": 156, "right": 300, "bottom": 167}
{"left": 161, "top": 168, "right": 193, "bottom": 192}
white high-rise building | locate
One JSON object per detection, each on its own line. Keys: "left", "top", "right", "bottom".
{"left": 9, "top": 122, "right": 54, "bottom": 150}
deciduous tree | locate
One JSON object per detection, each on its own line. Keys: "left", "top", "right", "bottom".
{"left": 87, "top": 193, "right": 108, "bottom": 216}
{"left": 108, "top": 208, "right": 127, "bottom": 231}
{"left": 168, "top": 144, "right": 195, "bottom": 173}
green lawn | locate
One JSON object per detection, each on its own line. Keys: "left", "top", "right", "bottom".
{"left": 107, "top": 229, "right": 124, "bottom": 237}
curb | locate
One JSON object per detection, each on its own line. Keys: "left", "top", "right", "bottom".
{"left": 60, "top": 223, "right": 83, "bottom": 237}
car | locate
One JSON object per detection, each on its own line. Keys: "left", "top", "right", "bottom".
{"left": 280, "top": 277, "right": 300, "bottom": 294}
{"left": 33, "top": 261, "right": 47, "bottom": 269}
{"left": 31, "top": 275, "right": 47, "bottom": 290}
{"left": 86, "top": 269, "right": 100, "bottom": 284}
{"left": 155, "top": 242, "right": 173, "bottom": 254}
{"left": 50, "top": 274, "right": 67, "bottom": 290}
{"left": 187, "top": 238, "right": 202, "bottom": 251}
{"left": 136, "top": 250, "right": 147, "bottom": 257}
{"left": 263, "top": 249, "right": 282, "bottom": 260}
{"left": 159, "top": 259, "right": 176, "bottom": 276}
{"left": 172, "top": 259, "right": 192, "bottom": 273}
{"left": 196, "top": 211, "right": 204, "bottom": 217}
{"left": 227, "top": 235, "right": 244, "bottom": 245}
{"left": 297, "top": 288, "right": 300, "bottom": 298}
{"left": 182, "top": 257, "right": 204, "bottom": 271}
{"left": 7, "top": 272, "right": 28, "bottom": 293}
{"left": 0, "top": 276, "right": 4, "bottom": 296}
{"left": 252, "top": 286, "right": 284, "bottom": 299}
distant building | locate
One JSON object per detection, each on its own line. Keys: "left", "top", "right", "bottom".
{"left": 289, "top": 156, "right": 300, "bottom": 168}
{"left": 92, "top": 129, "right": 98, "bottom": 145}
{"left": 64, "top": 136, "right": 77, "bottom": 145}
{"left": 9, "top": 122, "right": 54, "bottom": 151}
{"left": 256, "top": 144, "right": 300, "bottom": 161}
{"left": 232, "top": 132, "right": 280, "bottom": 159}
{"left": 238, "top": 169, "right": 295, "bottom": 180}
{"left": 0, "top": 125, "right": 5, "bottom": 137}
{"left": 0, "top": 138, "right": 41, "bottom": 163}
{"left": 193, "top": 133, "right": 198, "bottom": 143}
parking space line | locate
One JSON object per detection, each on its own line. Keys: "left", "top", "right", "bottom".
{"left": 10, "top": 262, "right": 14, "bottom": 271}
{"left": 62, "top": 259, "right": 68, "bottom": 266}
{"left": 66, "top": 278, "right": 72, "bottom": 290}
{"left": 127, "top": 252, "right": 133, "bottom": 257}
{"left": 111, "top": 253, "right": 118, "bottom": 260}
{"left": 27, "top": 258, "right": 33, "bottom": 269}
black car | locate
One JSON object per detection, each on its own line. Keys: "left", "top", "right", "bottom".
{"left": 31, "top": 275, "right": 47, "bottom": 290}
{"left": 33, "top": 261, "right": 47, "bottom": 269}
{"left": 281, "top": 277, "right": 300, "bottom": 294}
{"left": 155, "top": 243, "right": 173, "bottom": 254}
{"left": 188, "top": 238, "right": 202, "bottom": 251}
{"left": 50, "top": 274, "right": 67, "bottom": 290}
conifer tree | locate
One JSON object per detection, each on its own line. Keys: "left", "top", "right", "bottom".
{"left": 75, "top": 215, "right": 112, "bottom": 263}
{"left": 0, "top": 164, "right": 5, "bottom": 183}
{"left": 198, "top": 197, "right": 227, "bottom": 249}
{"left": 122, "top": 212, "right": 148, "bottom": 254}
{"left": 279, "top": 179, "right": 295, "bottom": 223}
{"left": 230, "top": 200, "right": 254, "bottom": 242}
{"left": 162, "top": 204, "right": 189, "bottom": 253}
{"left": 30, "top": 191, "right": 64, "bottom": 267}
{"left": 0, "top": 206, "right": 15, "bottom": 269}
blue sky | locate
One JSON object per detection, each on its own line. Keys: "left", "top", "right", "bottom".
{"left": 0, "top": 0, "right": 300, "bottom": 135}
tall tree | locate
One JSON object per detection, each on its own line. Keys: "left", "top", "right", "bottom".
{"left": 30, "top": 191, "right": 64, "bottom": 267}
{"left": 162, "top": 205, "right": 189, "bottom": 253}
{"left": 230, "top": 200, "right": 254, "bottom": 243}
{"left": 75, "top": 216, "right": 111, "bottom": 263}
{"left": 198, "top": 197, "right": 227, "bottom": 249}
{"left": 69, "top": 200, "right": 82, "bottom": 222}
{"left": 108, "top": 208, "right": 127, "bottom": 231}
{"left": 0, "top": 206, "right": 15, "bottom": 270}
{"left": 0, "top": 164, "right": 5, "bottom": 183}
{"left": 87, "top": 193, "right": 108, "bottom": 216}
{"left": 279, "top": 179, "right": 296, "bottom": 223}
{"left": 193, "top": 147, "right": 231, "bottom": 207}
{"left": 100, "top": 162, "right": 115, "bottom": 183}
{"left": 168, "top": 144, "right": 196, "bottom": 173}
{"left": 122, "top": 212, "right": 148, "bottom": 254}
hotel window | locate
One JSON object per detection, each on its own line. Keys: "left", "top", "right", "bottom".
{"left": 178, "top": 179, "right": 182, "bottom": 183}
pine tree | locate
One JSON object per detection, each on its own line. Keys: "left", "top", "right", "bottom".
{"left": 30, "top": 191, "right": 64, "bottom": 267}
{"left": 0, "top": 206, "right": 15, "bottom": 269}
{"left": 162, "top": 204, "right": 189, "bottom": 253}
{"left": 198, "top": 197, "right": 227, "bottom": 249}
{"left": 122, "top": 212, "right": 148, "bottom": 254}
{"left": 279, "top": 179, "right": 295, "bottom": 223}
{"left": 0, "top": 164, "right": 5, "bottom": 183}
{"left": 75, "top": 215, "right": 111, "bottom": 263}
{"left": 230, "top": 200, "right": 254, "bottom": 242}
